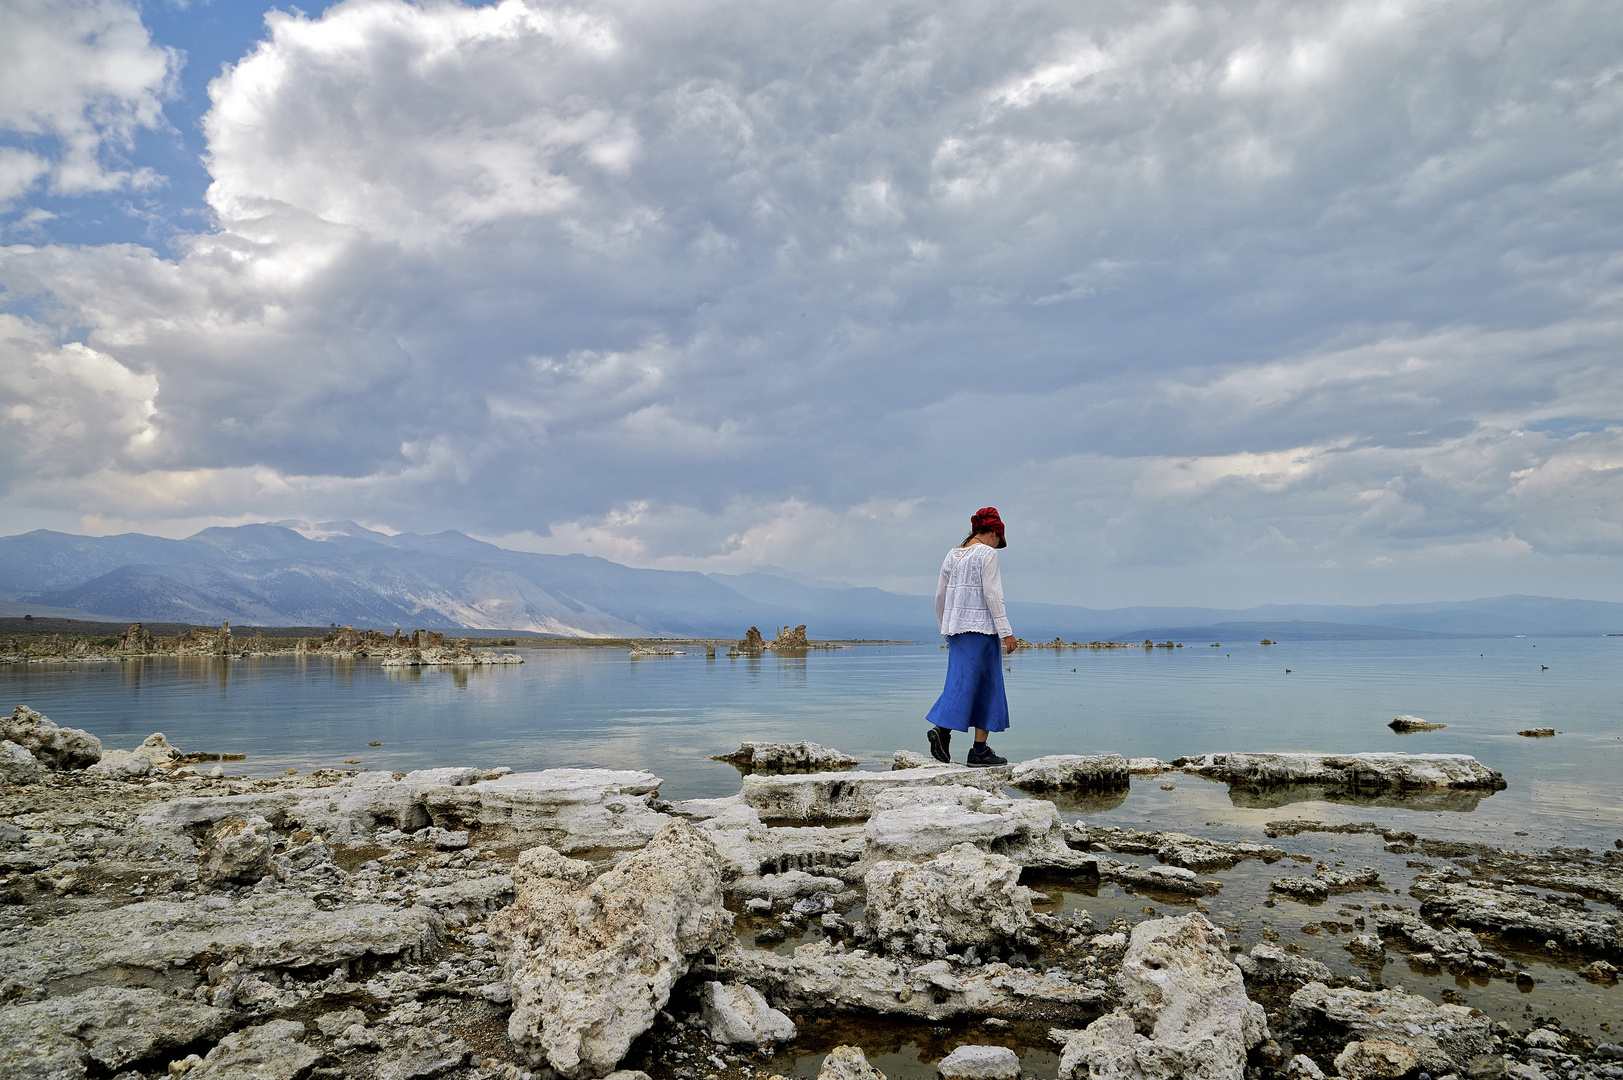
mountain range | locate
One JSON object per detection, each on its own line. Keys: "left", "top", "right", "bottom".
{"left": 2, "top": 523, "right": 1621, "bottom": 639}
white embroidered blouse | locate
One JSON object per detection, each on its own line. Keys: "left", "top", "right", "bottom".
{"left": 935, "top": 543, "right": 1014, "bottom": 639}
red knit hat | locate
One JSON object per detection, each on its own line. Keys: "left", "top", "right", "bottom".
{"left": 971, "top": 506, "right": 1006, "bottom": 547}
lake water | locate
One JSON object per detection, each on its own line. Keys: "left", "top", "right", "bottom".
{"left": 7, "top": 634, "right": 1622, "bottom": 1044}
{"left": 5, "top": 635, "right": 1620, "bottom": 848}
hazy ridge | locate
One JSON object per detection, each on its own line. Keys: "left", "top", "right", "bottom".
{"left": 2, "top": 524, "right": 1620, "bottom": 639}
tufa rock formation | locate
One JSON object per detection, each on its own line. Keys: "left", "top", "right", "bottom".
{"left": 488, "top": 819, "right": 735, "bottom": 1077}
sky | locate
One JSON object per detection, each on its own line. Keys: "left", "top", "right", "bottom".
{"left": 1, "top": 0, "right": 1621, "bottom": 608}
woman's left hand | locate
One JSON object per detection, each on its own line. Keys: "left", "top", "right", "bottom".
{"left": 1002, "top": 636, "right": 1017, "bottom": 655}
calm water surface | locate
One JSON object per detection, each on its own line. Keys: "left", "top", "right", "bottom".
{"left": 6, "top": 635, "right": 1620, "bottom": 847}
{"left": 7, "top": 635, "right": 1623, "bottom": 1045}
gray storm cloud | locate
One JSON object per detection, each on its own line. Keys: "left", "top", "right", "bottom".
{"left": 0, "top": 0, "right": 1620, "bottom": 605}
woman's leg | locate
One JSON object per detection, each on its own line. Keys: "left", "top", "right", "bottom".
{"left": 975, "top": 728, "right": 989, "bottom": 741}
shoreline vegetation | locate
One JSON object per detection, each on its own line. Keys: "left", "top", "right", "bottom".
{"left": 0, "top": 707, "right": 1618, "bottom": 1080}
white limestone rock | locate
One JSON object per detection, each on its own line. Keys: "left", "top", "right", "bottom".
{"left": 862, "top": 785, "right": 1094, "bottom": 871}
{"left": 1057, "top": 913, "right": 1267, "bottom": 1080}
{"left": 0, "top": 892, "right": 443, "bottom": 1000}
{"left": 0, "top": 739, "right": 45, "bottom": 784}
{"left": 84, "top": 748, "right": 152, "bottom": 778}
{"left": 1171, "top": 751, "right": 1505, "bottom": 790}
{"left": 702, "top": 940, "right": 1107, "bottom": 1021}
{"left": 938, "top": 1045, "right": 1021, "bottom": 1079}
{"left": 422, "top": 768, "right": 667, "bottom": 850}
{"left": 489, "top": 819, "right": 735, "bottom": 1077}
{"left": 197, "top": 814, "right": 275, "bottom": 887}
{"left": 1283, "top": 1054, "right": 1326, "bottom": 1079}
{"left": 820, "top": 1045, "right": 888, "bottom": 1080}
{"left": 0, "top": 987, "right": 231, "bottom": 1080}
{"left": 696, "top": 801, "right": 866, "bottom": 888}
{"left": 700, "top": 981, "right": 798, "bottom": 1044}
{"left": 188, "top": 1019, "right": 318, "bottom": 1080}
{"left": 139, "top": 766, "right": 660, "bottom": 851}
{"left": 742, "top": 766, "right": 1005, "bottom": 823}
{"left": 1287, "top": 982, "right": 1491, "bottom": 1074}
{"left": 716, "top": 741, "right": 860, "bottom": 774}
{"left": 864, "top": 843, "right": 1033, "bottom": 951}
{"left": 2, "top": 705, "right": 101, "bottom": 770}
{"left": 1233, "top": 943, "right": 1333, "bottom": 988}
{"left": 1009, "top": 753, "right": 1129, "bottom": 791}
{"left": 1334, "top": 1039, "right": 1421, "bottom": 1079}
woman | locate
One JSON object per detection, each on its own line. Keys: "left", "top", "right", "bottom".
{"left": 925, "top": 506, "right": 1016, "bottom": 767}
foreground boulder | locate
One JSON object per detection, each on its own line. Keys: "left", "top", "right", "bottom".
{"left": 197, "top": 814, "right": 276, "bottom": 887}
{"left": 1288, "top": 981, "right": 1491, "bottom": 1074}
{"left": 489, "top": 819, "right": 734, "bottom": 1077}
{"left": 1057, "top": 913, "right": 1266, "bottom": 1080}
{"left": 0, "top": 739, "right": 45, "bottom": 784}
{"left": 0, "top": 987, "right": 231, "bottom": 1080}
{"left": 864, "top": 843, "right": 1033, "bottom": 952}
{"left": 2, "top": 705, "right": 101, "bottom": 770}
{"left": 700, "top": 981, "right": 797, "bottom": 1045}
{"left": 1172, "top": 752, "right": 1506, "bottom": 790}
{"left": 188, "top": 1018, "right": 319, "bottom": 1080}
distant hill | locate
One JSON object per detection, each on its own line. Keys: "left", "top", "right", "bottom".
{"left": 2, "top": 524, "right": 1621, "bottom": 638}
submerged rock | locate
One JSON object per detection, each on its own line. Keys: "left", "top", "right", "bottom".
{"left": 938, "top": 1045, "right": 1021, "bottom": 1079}
{"left": 713, "top": 740, "right": 860, "bottom": 774}
{"left": 1410, "top": 870, "right": 1623, "bottom": 958}
{"left": 1288, "top": 981, "right": 1491, "bottom": 1074}
{"left": 1389, "top": 715, "right": 1446, "bottom": 733}
{"left": 820, "top": 1045, "right": 888, "bottom": 1080}
{"left": 1067, "top": 824, "right": 1285, "bottom": 871}
{"left": 1173, "top": 751, "right": 1506, "bottom": 790}
{"left": 489, "top": 819, "right": 734, "bottom": 1077}
{"left": 1057, "top": 913, "right": 1267, "bottom": 1080}
{"left": 2, "top": 705, "right": 101, "bottom": 770}
{"left": 864, "top": 843, "right": 1034, "bottom": 952}
{"left": 1270, "top": 866, "right": 1382, "bottom": 900}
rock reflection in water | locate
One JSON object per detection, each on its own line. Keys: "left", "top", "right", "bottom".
{"left": 1221, "top": 784, "right": 1495, "bottom": 813}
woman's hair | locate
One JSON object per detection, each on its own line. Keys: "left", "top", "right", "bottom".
{"left": 960, "top": 532, "right": 978, "bottom": 546}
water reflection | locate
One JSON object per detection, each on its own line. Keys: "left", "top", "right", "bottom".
{"left": 1222, "top": 784, "right": 1496, "bottom": 813}
{"left": 4, "top": 639, "right": 1621, "bottom": 846}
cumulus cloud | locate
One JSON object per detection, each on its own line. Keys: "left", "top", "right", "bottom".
{"left": 0, "top": 0, "right": 177, "bottom": 202}
{"left": 2, "top": 0, "right": 1622, "bottom": 603}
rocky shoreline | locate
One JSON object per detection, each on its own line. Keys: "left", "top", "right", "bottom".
{"left": 0, "top": 623, "right": 524, "bottom": 666}
{"left": 1, "top": 706, "right": 1618, "bottom": 1080}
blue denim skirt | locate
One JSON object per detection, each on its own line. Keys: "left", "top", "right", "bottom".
{"left": 925, "top": 632, "right": 1010, "bottom": 733}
